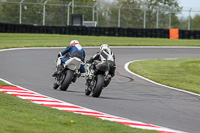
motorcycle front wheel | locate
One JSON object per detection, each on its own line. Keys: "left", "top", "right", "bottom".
{"left": 92, "top": 74, "right": 104, "bottom": 97}
{"left": 60, "top": 70, "right": 73, "bottom": 91}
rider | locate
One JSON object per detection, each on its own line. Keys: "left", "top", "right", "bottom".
{"left": 86, "top": 44, "right": 116, "bottom": 77}
{"left": 52, "top": 40, "right": 85, "bottom": 77}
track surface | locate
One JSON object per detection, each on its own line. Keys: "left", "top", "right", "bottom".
{"left": 0, "top": 47, "right": 200, "bottom": 133}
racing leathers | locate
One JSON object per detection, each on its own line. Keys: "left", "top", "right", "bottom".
{"left": 87, "top": 52, "right": 116, "bottom": 77}
{"left": 53, "top": 44, "right": 85, "bottom": 77}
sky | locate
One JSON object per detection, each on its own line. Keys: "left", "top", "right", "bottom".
{"left": 105, "top": 0, "right": 200, "bottom": 17}
{"left": 177, "top": 0, "right": 199, "bottom": 17}
{"left": 178, "top": 0, "right": 199, "bottom": 8}
{"left": 106, "top": 0, "right": 199, "bottom": 9}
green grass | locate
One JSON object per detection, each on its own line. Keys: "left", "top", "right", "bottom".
{"left": 1, "top": 33, "right": 200, "bottom": 49}
{"left": 0, "top": 81, "right": 12, "bottom": 86}
{"left": 0, "top": 88, "right": 158, "bottom": 133}
{"left": 129, "top": 58, "right": 200, "bottom": 94}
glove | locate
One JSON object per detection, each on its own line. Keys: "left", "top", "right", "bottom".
{"left": 57, "top": 52, "right": 62, "bottom": 58}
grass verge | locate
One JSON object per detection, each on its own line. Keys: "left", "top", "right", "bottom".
{"left": 0, "top": 80, "right": 12, "bottom": 86}
{"left": 0, "top": 81, "right": 158, "bottom": 133}
{"left": 128, "top": 58, "right": 200, "bottom": 94}
{"left": 1, "top": 33, "right": 200, "bottom": 49}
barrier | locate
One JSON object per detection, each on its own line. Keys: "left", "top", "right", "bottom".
{"left": 0, "top": 22, "right": 199, "bottom": 39}
{"left": 170, "top": 29, "right": 179, "bottom": 39}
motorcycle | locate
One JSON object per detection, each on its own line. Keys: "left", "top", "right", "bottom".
{"left": 85, "top": 60, "right": 115, "bottom": 97}
{"left": 53, "top": 57, "right": 84, "bottom": 91}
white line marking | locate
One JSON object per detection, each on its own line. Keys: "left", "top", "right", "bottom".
{"left": 124, "top": 60, "right": 200, "bottom": 97}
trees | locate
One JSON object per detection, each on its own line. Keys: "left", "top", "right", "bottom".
{"left": 0, "top": 0, "right": 97, "bottom": 26}
{"left": 192, "top": 14, "right": 200, "bottom": 30}
{"left": 0, "top": 0, "right": 199, "bottom": 30}
{"left": 0, "top": 2, "right": 19, "bottom": 24}
{"left": 118, "top": 0, "right": 181, "bottom": 28}
{"left": 117, "top": 0, "right": 144, "bottom": 28}
{"left": 96, "top": 0, "right": 182, "bottom": 28}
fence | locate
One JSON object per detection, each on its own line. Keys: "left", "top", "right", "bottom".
{"left": 0, "top": 0, "right": 200, "bottom": 30}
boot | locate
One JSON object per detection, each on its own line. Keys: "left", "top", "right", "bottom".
{"left": 53, "top": 83, "right": 59, "bottom": 89}
{"left": 52, "top": 65, "right": 63, "bottom": 77}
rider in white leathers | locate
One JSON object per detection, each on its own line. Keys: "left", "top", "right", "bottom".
{"left": 86, "top": 44, "right": 116, "bottom": 77}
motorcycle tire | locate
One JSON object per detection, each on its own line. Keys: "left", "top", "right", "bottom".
{"left": 60, "top": 70, "right": 73, "bottom": 91}
{"left": 92, "top": 74, "right": 104, "bottom": 97}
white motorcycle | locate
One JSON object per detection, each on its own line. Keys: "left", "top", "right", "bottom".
{"left": 53, "top": 57, "right": 84, "bottom": 91}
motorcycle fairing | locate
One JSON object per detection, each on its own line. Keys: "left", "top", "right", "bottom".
{"left": 63, "top": 57, "right": 81, "bottom": 71}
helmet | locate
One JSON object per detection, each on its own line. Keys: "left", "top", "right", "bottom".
{"left": 99, "top": 44, "right": 114, "bottom": 61}
{"left": 70, "top": 40, "right": 79, "bottom": 46}
{"left": 100, "top": 44, "right": 112, "bottom": 54}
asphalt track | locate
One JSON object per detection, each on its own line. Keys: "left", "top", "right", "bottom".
{"left": 0, "top": 47, "right": 200, "bottom": 133}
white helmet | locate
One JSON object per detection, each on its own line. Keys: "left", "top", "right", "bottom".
{"left": 100, "top": 44, "right": 114, "bottom": 61}
{"left": 100, "top": 44, "right": 112, "bottom": 54}
{"left": 70, "top": 40, "right": 79, "bottom": 46}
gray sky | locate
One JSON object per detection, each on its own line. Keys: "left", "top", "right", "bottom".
{"left": 106, "top": 0, "right": 199, "bottom": 17}
{"left": 106, "top": 0, "right": 199, "bottom": 8}
{"left": 178, "top": 0, "right": 200, "bottom": 17}
{"left": 179, "top": 0, "right": 199, "bottom": 8}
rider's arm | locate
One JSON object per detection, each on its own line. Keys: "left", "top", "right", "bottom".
{"left": 60, "top": 46, "right": 72, "bottom": 56}
{"left": 87, "top": 52, "right": 100, "bottom": 63}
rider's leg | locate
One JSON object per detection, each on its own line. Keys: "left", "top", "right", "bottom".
{"left": 52, "top": 58, "right": 64, "bottom": 77}
{"left": 80, "top": 64, "right": 86, "bottom": 73}
{"left": 79, "top": 64, "right": 86, "bottom": 77}
{"left": 109, "top": 65, "right": 116, "bottom": 77}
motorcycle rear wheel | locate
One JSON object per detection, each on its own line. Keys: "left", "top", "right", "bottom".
{"left": 60, "top": 70, "right": 73, "bottom": 91}
{"left": 92, "top": 74, "right": 104, "bottom": 97}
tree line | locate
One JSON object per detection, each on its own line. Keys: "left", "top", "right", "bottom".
{"left": 0, "top": 0, "right": 199, "bottom": 30}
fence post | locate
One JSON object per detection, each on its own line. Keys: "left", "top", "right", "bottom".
{"left": 188, "top": 8, "right": 192, "bottom": 30}
{"left": 156, "top": 7, "right": 159, "bottom": 28}
{"left": 62, "top": 0, "right": 66, "bottom": 26}
{"left": 96, "top": 5, "right": 98, "bottom": 26}
{"left": 19, "top": 0, "right": 24, "bottom": 24}
{"left": 93, "top": 3, "right": 97, "bottom": 21}
{"left": 144, "top": 8, "right": 146, "bottom": 28}
{"left": 43, "top": 1, "right": 48, "bottom": 26}
{"left": 169, "top": 10, "right": 171, "bottom": 29}
{"left": 67, "top": 2, "right": 72, "bottom": 26}
{"left": 72, "top": 0, "right": 74, "bottom": 14}
{"left": 118, "top": 5, "right": 122, "bottom": 27}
